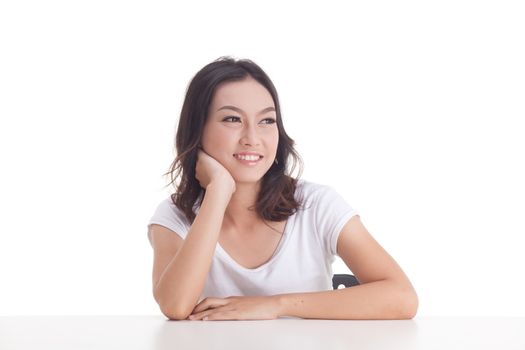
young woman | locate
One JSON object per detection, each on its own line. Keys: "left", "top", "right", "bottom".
{"left": 147, "top": 56, "right": 418, "bottom": 321}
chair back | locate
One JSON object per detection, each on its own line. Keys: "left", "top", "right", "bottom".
{"left": 332, "top": 274, "right": 359, "bottom": 289}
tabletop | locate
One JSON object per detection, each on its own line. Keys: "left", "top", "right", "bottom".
{"left": 1, "top": 315, "right": 524, "bottom": 350}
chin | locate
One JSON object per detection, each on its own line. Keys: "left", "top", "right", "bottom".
{"left": 231, "top": 173, "right": 265, "bottom": 184}
{"left": 229, "top": 167, "right": 270, "bottom": 184}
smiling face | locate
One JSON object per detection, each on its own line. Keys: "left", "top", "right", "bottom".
{"left": 201, "top": 76, "right": 279, "bottom": 185}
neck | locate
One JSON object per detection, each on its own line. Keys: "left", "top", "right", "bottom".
{"left": 222, "top": 181, "right": 262, "bottom": 230}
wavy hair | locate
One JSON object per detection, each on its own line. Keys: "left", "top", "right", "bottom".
{"left": 162, "top": 56, "right": 304, "bottom": 224}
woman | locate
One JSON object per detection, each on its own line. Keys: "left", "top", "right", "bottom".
{"left": 147, "top": 56, "right": 418, "bottom": 321}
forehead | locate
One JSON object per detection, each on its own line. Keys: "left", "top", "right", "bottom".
{"left": 210, "top": 77, "right": 274, "bottom": 110}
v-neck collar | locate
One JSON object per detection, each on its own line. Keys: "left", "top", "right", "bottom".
{"left": 215, "top": 212, "right": 297, "bottom": 273}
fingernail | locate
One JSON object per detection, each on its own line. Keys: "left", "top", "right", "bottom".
{"left": 203, "top": 316, "right": 209, "bottom": 321}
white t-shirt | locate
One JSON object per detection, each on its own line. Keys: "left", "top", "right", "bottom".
{"left": 147, "top": 179, "right": 359, "bottom": 301}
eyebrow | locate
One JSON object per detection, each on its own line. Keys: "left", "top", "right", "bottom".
{"left": 216, "top": 105, "right": 276, "bottom": 115}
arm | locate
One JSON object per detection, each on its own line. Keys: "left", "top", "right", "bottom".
{"left": 277, "top": 215, "right": 418, "bottom": 319}
{"left": 276, "top": 280, "right": 417, "bottom": 320}
{"left": 153, "top": 182, "right": 232, "bottom": 320}
{"left": 188, "top": 215, "right": 418, "bottom": 321}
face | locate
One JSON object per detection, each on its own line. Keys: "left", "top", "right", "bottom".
{"left": 201, "top": 76, "right": 279, "bottom": 185}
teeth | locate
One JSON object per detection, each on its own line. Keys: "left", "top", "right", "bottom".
{"left": 235, "top": 154, "right": 261, "bottom": 161}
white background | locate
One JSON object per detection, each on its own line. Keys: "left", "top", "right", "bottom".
{"left": 1, "top": 0, "right": 524, "bottom": 317}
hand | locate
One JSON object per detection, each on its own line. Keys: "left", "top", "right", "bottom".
{"left": 195, "top": 148, "right": 236, "bottom": 193}
{"left": 186, "top": 295, "right": 282, "bottom": 321}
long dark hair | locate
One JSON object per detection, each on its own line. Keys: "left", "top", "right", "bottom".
{"left": 162, "top": 56, "right": 304, "bottom": 224}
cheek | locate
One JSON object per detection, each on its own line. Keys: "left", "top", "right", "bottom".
{"left": 266, "top": 130, "right": 279, "bottom": 149}
{"left": 202, "top": 126, "right": 227, "bottom": 148}
{"left": 202, "top": 131, "right": 237, "bottom": 162}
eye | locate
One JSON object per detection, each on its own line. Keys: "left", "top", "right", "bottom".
{"left": 222, "top": 116, "right": 276, "bottom": 124}
{"left": 223, "top": 116, "right": 241, "bottom": 122}
{"left": 261, "top": 118, "right": 276, "bottom": 125}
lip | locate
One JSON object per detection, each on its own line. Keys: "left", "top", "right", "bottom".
{"left": 234, "top": 157, "right": 263, "bottom": 166}
{"left": 233, "top": 152, "right": 264, "bottom": 157}
{"left": 233, "top": 152, "right": 264, "bottom": 166}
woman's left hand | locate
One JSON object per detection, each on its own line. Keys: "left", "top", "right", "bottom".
{"left": 187, "top": 295, "right": 282, "bottom": 321}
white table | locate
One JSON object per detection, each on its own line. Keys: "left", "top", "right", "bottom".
{"left": 1, "top": 315, "right": 524, "bottom": 350}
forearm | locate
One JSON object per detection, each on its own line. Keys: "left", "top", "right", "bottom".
{"left": 276, "top": 279, "right": 418, "bottom": 320}
{"left": 155, "top": 183, "right": 232, "bottom": 319}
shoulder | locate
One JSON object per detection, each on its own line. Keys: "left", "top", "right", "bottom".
{"left": 153, "top": 196, "right": 195, "bottom": 219}
{"left": 148, "top": 196, "right": 192, "bottom": 237}
{"left": 295, "top": 179, "right": 357, "bottom": 220}
{"left": 152, "top": 196, "right": 180, "bottom": 216}
{"left": 295, "top": 179, "right": 337, "bottom": 203}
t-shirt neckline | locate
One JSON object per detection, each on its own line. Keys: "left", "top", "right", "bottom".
{"left": 215, "top": 212, "right": 297, "bottom": 273}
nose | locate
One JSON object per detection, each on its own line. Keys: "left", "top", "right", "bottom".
{"left": 239, "top": 123, "right": 261, "bottom": 146}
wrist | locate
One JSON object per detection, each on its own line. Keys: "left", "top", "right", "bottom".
{"left": 272, "top": 294, "right": 287, "bottom": 318}
{"left": 206, "top": 181, "right": 234, "bottom": 204}
{"left": 208, "top": 180, "right": 235, "bottom": 196}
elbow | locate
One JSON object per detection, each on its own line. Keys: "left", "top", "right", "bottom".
{"left": 154, "top": 290, "right": 193, "bottom": 321}
{"left": 399, "top": 288, "right": 419, "bottom": 319}
{"left": 161, "top": 307, "right": 190, "bottom": 321}
{"left": 385, "top": 279, "right": 419, "bottom": 319}
{"left": 158, "top": 301, "right": 193, "bottom": 320}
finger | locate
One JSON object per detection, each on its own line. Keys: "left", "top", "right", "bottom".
{"left": 205, "top": 310, "right": 238, "bottom": 321}
{"left": 188, "top": 311, "right": 206, "bottom": 320}
{"left": 189, "top": 305, "right": 235, "bottom": 321}
{"left": 191, "top": 299, "right": 211, "bottom": 314}
{"left": 192, "top": 298, "right": 228, "bottom": 314}
{"left": 188, "top": 308, "right": 216, "bottom": 320}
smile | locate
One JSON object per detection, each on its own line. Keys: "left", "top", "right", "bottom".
{"left": 233, "top": 154, "right": 263, "bottom": 165}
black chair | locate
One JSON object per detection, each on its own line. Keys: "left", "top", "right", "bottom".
{"left": 332, "top": 274, "right": 359, "bottom": 289}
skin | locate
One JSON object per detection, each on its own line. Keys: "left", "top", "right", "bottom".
{"left": 185, "top": 76, "right": 284, "bottom": 320}
{"left": 185, "top": 76, "right": 419, "bottom": 321}
{"left": 199, "top": 76, "right": 279, "bottom": 232}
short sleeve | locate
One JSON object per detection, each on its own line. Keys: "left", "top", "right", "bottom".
{"left": 313, "top": 185, "right": 359, "bottom": 257}
{"left": 147, "top": 197, "right": 190, "bottom": 246}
